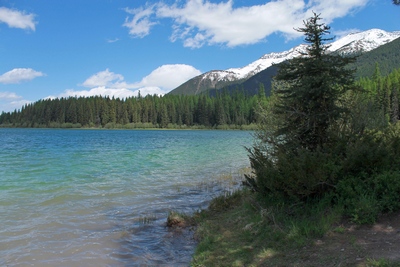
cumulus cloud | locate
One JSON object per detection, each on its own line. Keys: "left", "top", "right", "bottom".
{"left": 81, "top": 69, "right": 129, "bottom": 88}
{"left": 49, "top": 64, "right": 201, "bottom": 99}
{"left": 47, "top": 87, "right": 137, "bottom": 100}
{"left": 0, "top": 92, "right": 21, "bottom": 100}
{"left": 136, "top": 64, "right": 202, "bottom": 89}
{"left": 0, "top": 68, "right": 45, "bottom": 84}
{"left": 82, "top": 64, "right": 200, "bottom": 90}
{"left": 123, "top": 0, "right": 367, "bottom": 48}
{"left": 0, "top": 92, "right": 31, "bottom": 112}
{"left": 0, "top": 7, "right": 36, "bottom": 31}
{"left": 308, "top": 0, "right": 367, "bottom": 22}
{"left": 47, "top": 86, "right": 165, "bottom": 101}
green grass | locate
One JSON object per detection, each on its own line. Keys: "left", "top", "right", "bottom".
{"left": 190, "top": 188, "right": 400, "bottom": 266}
{"left": 191, "top": 189, "right": 345, "bottom": 266}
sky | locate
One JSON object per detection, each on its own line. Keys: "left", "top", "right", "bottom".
{"left": 0, "top": 0, "right": 399, "bottom": 112}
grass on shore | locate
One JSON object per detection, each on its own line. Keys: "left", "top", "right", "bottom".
{"left": 190, "top": 189, "right": 400, "bottom": 267}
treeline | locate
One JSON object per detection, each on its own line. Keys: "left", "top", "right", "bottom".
{"left": 0, "top": 90, "right": 265, "bottom": 129}
{"left": 357, "top": 64, "right": 400, "bottom": 123}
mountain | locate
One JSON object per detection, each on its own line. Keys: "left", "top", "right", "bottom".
{"left": 169, "top": 29, "right": 400, "bottom": 96}
{"left": 352, "top": 36, "right": 400, "bottom": 78}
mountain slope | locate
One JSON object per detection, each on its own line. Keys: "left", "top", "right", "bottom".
{"left": 352, "top": 36, "right": 400, "bottom": 78}
{"left": 212, "top": 36, "right": 400, "bottom": 98}
{"left": 169, "top": 29, "right": 400, "bottom": 96}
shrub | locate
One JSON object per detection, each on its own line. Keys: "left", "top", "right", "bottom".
{"left": 343, "top": 131, "right": 392, "bottom": 176}
{"left": 246, "top": 145, "right": 341, "bottom": 200}
{"left": 336, "top": 170, "right": 400, "bottom": 224}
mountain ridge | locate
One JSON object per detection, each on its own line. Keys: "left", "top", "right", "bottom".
{"left": 169, "top": 29, "right": 400, "bottom": 96}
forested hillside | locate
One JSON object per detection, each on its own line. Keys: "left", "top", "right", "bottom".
{"left": 217, "top": 38, "right": 400, "bottom": 98}
{"left": 352, "top": 37, "right": 400, "bottom": 78}
{"left": 357, "top": 66, "right": 400, "bottom": 123}
{"left": 0, "top": 91, "right": 264, "bottom": 129}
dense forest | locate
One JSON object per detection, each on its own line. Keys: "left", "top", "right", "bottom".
{"left": 0, "top": 90, "right": 267, "bottom": 129}
{"left": 357, "top": 65, "right": 400, "bottom": 123}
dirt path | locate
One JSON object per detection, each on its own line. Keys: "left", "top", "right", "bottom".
{"left": 298, "top": 212, "right": 400, "bottom": 266}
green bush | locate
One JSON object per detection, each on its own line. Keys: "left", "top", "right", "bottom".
{"left": 373, "top": 171, "right": 400, "bottom": 212}
{"left": 246, "top": 145, "right": 341, "bottom": 200}
{"left": 247, "top": 123, "right": 400, "bottom": 223}
{"left": 337, "top": 170, "right": 400, "bottom": 224}
{"left": 342, "top": 129, "right": 400, "bottom": 176}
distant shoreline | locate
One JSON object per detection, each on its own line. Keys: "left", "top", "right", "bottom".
{"left": 0, "top": 123, "right": 258, "bottom": 131}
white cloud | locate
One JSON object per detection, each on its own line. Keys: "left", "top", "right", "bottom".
{"left": 81, "top": 68, "right": 128, "bottom": 88}
{"left": 82, "top": 64, "right": 200, "bottom": 90}
{"left": 123, "top": 5, "right": 157, "bottom": 38}
{"left": 0, "top": 92, "right": 31, "bottom": 112}
{"left": 107, "top": 38, "right": 120, "bottom": 43}
{"left": 47, "top": 87, "right": 137, "bottom": 99}
{"left": 135, "top": 86, "right": 166, "bottom": 96}
{"left": 136, "top": 64, "right": 202, "bottom": 90}
{"left": 0, "top": 7, "right": 36, "bottom": 31}
{"left": 47, "top": 86, "right": 166, "bottom": 101}
{"left": 124, "top": 0, "right": 368, "bottom": 48}
{"left": 0, "top": 91, "right": 21, "bottom": 100}
{"left": 49, "top": 64, "right": 201, "bottom": 100}
{"left": 0, "top": 68, "right": 45, "bottom": 84}
{"left": 308, "top": 0, "right": 366, "bottom": 23}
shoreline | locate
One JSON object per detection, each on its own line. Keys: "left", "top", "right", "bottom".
{"left": 0, "top": 123, "right": 259, "bottom": 131}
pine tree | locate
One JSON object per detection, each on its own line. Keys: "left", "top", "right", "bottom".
{"left": 391, "top": 87, "right": 399, "bottom": 123}
{"left": 245, "top": 13, "right": 358, "bottom": 198}
{"left": 372, "top": 63, "right": 382, "bottom": 84}
{"left": 66, "top": 99, "right": 78, "bottom": 124}
{"left": 273, "top": 12, "right": 356, "bottom": 150}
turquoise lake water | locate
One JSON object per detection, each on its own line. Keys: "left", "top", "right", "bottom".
{"left": 0, "top": 129, "right": 253, "bottom": 266}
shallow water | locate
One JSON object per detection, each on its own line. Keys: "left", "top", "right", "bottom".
{"left": 0, "top": 129, "right": 252, "bottom": 266}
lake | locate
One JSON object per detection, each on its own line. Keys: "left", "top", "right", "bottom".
{"left": 0, "top": 129, "right": 253, "bottom": 266}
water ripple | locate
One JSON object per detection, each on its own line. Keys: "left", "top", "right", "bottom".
{"left": 0, "top": 129, "right": 252, "bottom": 266}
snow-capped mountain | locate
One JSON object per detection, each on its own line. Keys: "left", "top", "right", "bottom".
{"left": 328, "top": 29, "right": 400, "bottom": 54}
{"left": 170, "top": 29, "right": 400, "bottom": 95}
{"left": 208, "top": 29, "right": 400, "bottom": 82}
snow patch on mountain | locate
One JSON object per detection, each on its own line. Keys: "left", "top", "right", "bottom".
{"left": 328, "top": 29, "right": 400, "bottom": 53}
{"left": 201, "top": 29, "right": 400, "bottom": 83}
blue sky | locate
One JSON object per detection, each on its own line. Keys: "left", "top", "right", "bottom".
{"left": 0, "top": 0, "right": 398, "bottom": 112}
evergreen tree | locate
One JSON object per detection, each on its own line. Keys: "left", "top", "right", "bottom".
{"left": 273, "top": 12, "right": 356, "bottom": 150}
{"left": 391, "top": 87, "right": 399, "bottom": 123}
{"left": 245, "top": 13, "right": 358, "bottom": 199}
{"left": 66, "top": 99, "right": 78, "bottom": 124}
{"left": 372, "top": 63, "right": 382, "bottom": 83}
{"left": 258, "top": 83, "right": 266, "bottom": 99}
{"left": 159, "top": 102, "right": 169, "bottom": 127}
{"left": 100, "top": 100, "right": 109, "bottom": 126}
